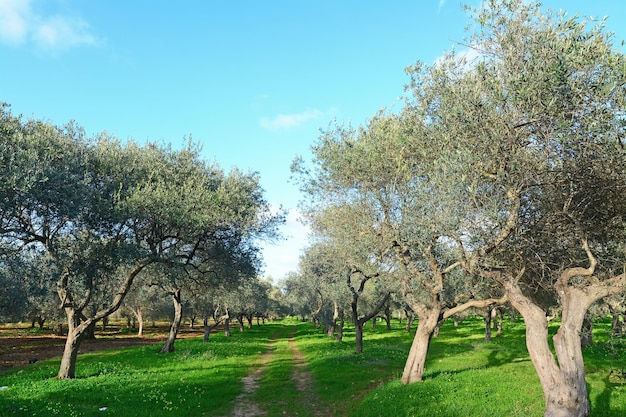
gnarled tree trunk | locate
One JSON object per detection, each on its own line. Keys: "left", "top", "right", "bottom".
{"left": 160, "top": 287, "right": 182, "bottom": 353}
{"left": 401, "top": 304, "right": 440, "bottom": 384}
{"left": 504, "top": 279, "right": 589, "bottom": 417}
{"left": 56, "top": 259, "right": 153, "bottom": 378}
{"left": 501, "top": 252, "right": 626, "bottom": 417}
{"left": 58, "top": 309, "right": 88, "bottom": 379}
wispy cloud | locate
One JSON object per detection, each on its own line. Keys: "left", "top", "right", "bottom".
{"left": 260, "top": 109, "right": 324, "bottom": 131}
{"left": 0, "top": 0, "right": 97, "bottom": 52}
{"left": 438, "top": 0, "right": 446, "bottom": 13}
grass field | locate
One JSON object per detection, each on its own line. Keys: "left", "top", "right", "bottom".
{"left": 0, "top": 317, "right": 624, "bottom": 416}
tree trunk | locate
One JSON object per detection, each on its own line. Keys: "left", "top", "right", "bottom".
{"left": 503, "top": 280, "right": 590, "bottom": 417}
{"left": 237, "top": 314, "right": 245, "bottom": 332}
{"left": 57, "top": 309, "right": 89, "bottom": 379}
{"left": 84, "top": 320, "right": 96, "bottom": 340}
{"left": 133, "top": 309, "right": 144, "bottom": 337}
{"left": 224, "top": 309, "right": 232, "bottom": 337}
{"left": 495, "top": 308, "right": 503, "bottom": 337}
{"left": 56, "top": 258, "right": 154, "bottom": 378}
{"left": 350, "top": 291, "right": 391, "bottom": 354}
{"left": 354, "top": 320, "right": 364, "bottom": 354}
{"left": 611, "top": 310, "right": 623, "bottom": 336}
{"left": 484, "top": 311, "right": 492, "bottom": 342}
{"left": 336, "top": 315, "right": 344, "bottom": 342}
{"left": 383, "top": 304, "right": 392, "bottom": 330}
{"left": 58, "top": 329, "right": 83, "bottom": 379}
{"left": 433, "top": 324, "right": 441, "bottom": 338}
{"left": 160, "top": 288, "right": 183, "bottom": 353}
{"left": 401, "top": 305, "right": 440, "bottom": 384}
{"left": 203, "top": 318, "right": 221, "bottom": 342}
{"left": 325, "top": 323, "right": 335, "bottom": 338}
{"left": 405, "top": 313, "right": 414, "bottom": 332}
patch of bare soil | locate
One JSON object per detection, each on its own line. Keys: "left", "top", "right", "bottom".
{"left": 0, "top": 325, "right": 204, "bottom": 370}
{"left": 228, "top": 333, "right": 280, "bottom": 417}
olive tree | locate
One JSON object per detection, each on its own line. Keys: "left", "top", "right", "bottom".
{"left": 294, "top": 110, "right": 510, "bottom": 382}
{"left": 0, "top": 108, "right": 282, "bottom": 378}
{"left": 395, "top": 1, "right": 626, "bottom": 415}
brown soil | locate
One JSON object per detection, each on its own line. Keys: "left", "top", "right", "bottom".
{"left": 0, "top": 324, "right": 204, "bottom": 370}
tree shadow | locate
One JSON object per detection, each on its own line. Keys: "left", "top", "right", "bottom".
{"left": 589, "top": 372, "right": 626, "bottom": 417}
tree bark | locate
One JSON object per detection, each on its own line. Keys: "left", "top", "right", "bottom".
{"left": 84, "top": 320, "right": 96, "bottom": 340}
{"left": 336, "top": 314, "right": 345, "bottom": 342}
{"left": 495, "top": 308, "right": 503, "bottom": 337}
{"left": 160, "top": 287, "right": 182, "bottom": 353}
{"left": 502, "top": 278, "right": 596, "bottom": 417}
{"left": 354, "top": 320, "right": 365, "bottom": 354}
{"left": 404, "top": 308, "right": 415, "bottom": 332}
{"left": 131, "top": 308, "right": 144, "bottom": 337}
{"left": 236, "top": 314, "right": 245, "bottom": 332}
{"left": 401, "top": 305, "right": 440, "bottom": 384}
{"left": 224, "top": 309, "right": 232, "bottom": 337}
{"left": 57, "top": 309, "right": 87, "bottom": 379}
{"left": 484, "top": 311, "right": 492, "bottom": 342}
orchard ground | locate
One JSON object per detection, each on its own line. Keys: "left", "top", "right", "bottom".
{"left": 0, "top": 317, "right": 624, "bottom": 417}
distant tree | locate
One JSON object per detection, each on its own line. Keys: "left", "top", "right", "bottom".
{"left": 0, "top": 259, "right": 28, "bottom": 323}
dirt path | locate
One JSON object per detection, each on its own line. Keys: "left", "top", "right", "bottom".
{"left": 227, "top": 326, "right": 330, "bottom": 417}
{"left": 287, "top": 331, "right": 329, "bottom": 417}
{"left": 228, "top": 332, "right": 280, "bottom": 417}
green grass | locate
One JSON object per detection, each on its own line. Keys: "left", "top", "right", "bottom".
{"left": 0, "top": 328, "right": 269, "bottom": 417}
{"left": 292, "top": 317, "right": 625, "bottom": 417}
{"left": 0, "top": 317, "right": 624, "bottom": 417}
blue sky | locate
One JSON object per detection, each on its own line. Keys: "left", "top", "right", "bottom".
{"left": 1, "top": 0, "right": 625, "bottom": 281}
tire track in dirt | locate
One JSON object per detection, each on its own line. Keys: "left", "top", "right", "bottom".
{"left": 228, "top": 331, "right": 282, "bottom": 417}
{"left": 288, "top": 330, "right": 331, "bottom": 417}
{"left": 226, "top": 326, "right": 331, "bottom": 417}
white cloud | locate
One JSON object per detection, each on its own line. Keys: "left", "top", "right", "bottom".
{"left": 33, "top": 15, "right": 96, "bottom": 51}
{"left": 260, "top": 109, "right": 323, "bottom": 131}
{"left": 0, "top": 0, "right": 30, "bottom": 44}
{"left": 0, "top": 0, "right": 97, "bottom": 52}
{"left": 438, "top": 0, "right": 446, "bottom": 13}
{"left": 433, "top": 45, "right": 484, "bottom": 72}
{"left": 260, "top": 208, "right": 310, "bottom": 280}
